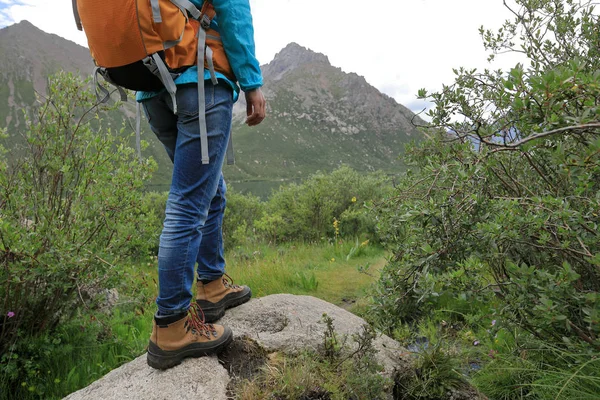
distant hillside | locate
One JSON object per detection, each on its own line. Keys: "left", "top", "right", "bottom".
{"left": 0, "top": 20, "right": 174, "bottom": 186}
{"left": 226, "top": 43, "right": 424, "bottom": 184}
{"left": 0, "top": 21, "right": 425, "bottom": 194}
{"left": 0, "top": 20, "right": 92, "bottom": 128}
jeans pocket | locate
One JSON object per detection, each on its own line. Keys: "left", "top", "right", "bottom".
{"left": 176, "top": 83, "right": 215, "bottom": 121}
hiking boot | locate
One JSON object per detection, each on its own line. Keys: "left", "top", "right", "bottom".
{"left": 196, "top": 274, "right": 251, "bottom": 322}
{"left": 147, "top": 303, "right": 233, "bottom": 370}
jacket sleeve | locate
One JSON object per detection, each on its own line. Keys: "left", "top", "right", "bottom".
{"left": 192, "top": 0, "right": 263, "bottom": 91}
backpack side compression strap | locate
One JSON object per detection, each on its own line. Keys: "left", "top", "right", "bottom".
{"left": 72, "top": 0, "right": 82, "bottom": 30}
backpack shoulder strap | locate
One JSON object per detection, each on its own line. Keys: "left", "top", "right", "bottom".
{"left": 72, "top": 0, "right": 82, "bottom": 31}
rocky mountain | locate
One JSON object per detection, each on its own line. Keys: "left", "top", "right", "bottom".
{"left": 0, "top": 21, "right": 174, "bottom": 186}
{"left": 0, "top": 22, "right": 425, "bottom": 194}
{"left": 0, "top": 20, "right": 92, "bottom": 129}
{"left": 227, "top": 43, "right": 424, "bottom": 185}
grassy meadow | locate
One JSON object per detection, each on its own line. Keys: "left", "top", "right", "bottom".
{"left": 0, "top": 241, "right": 386, "bottom": 400}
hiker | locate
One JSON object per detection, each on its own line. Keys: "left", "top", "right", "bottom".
{"left": 139, "top": 1, "right": 266, "bottom": 369}
{"left": 74, "top": 0, "right": 265, "bottom": 369}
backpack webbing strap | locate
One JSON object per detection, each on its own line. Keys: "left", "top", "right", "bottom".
{"left": 163, "top": 28, "right": 186, "bottom": 50}
{"left": 170, "top": 0, "right": 201, "bottom": 19}
{"left": 136, "top": 102, "right": 143, "bottom": 160}
{"left": 72, "top": 0, "right": 82, "bottom": 31}
{"left": 145, "top": 54, "right": 178, "bottom": 114}
{"left": 205, "top": 46, "right": 219, "bottom": 85}
{"left": 151, "top": 0, "right": 162, "bottom": 23}
{"left": 197, "top": 27, "right": 210, "bottom": 165}
{"left": 93, "top": 67, "right": 128, "bottom": 103}
{"left": 164, "top": 0, "right": 192, "bottom": 49}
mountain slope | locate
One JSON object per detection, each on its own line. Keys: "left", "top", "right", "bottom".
{"left": 0, "top": 22, "right": 425, "bottom": 193}
{"left": 0, "top": 20, "right": 174, "bottom": 187}
{"left": 224, "top": 43, "right": 424, "bottom": 182}
{"left": 0, "top": 20, "right": 92, "bottom": 128}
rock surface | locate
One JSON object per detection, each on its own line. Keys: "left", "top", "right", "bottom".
{"left": 63, "top": 356, "right": 229, "bottom": 400}
{"left": 220, "top": 294, "right": 409, "bottom": 378}
{"left": 64, "top": 294, "right": 408, "bottom": 400}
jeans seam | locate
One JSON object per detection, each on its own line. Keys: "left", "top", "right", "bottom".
{"left": 217, "top": 184, "right": 225, "bottom": 271}
{"left": 178, "top": 235, "right": 193, "bottom": 311}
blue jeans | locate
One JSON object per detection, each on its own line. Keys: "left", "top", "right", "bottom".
{"left": 142, "top": 82, "right": 232, "bottom": 315}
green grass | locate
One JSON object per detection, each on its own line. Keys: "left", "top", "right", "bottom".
{"left": 1, "top": 308, "right": 154, "bottom": 400}
{"left": 226, "top": 240, "right": 385, "bottom": 312}
{"left": 1, "top": 241, "right": 386, "bottom": 400}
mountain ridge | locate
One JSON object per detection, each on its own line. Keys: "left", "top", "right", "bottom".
{"left": 0, "top": 21, "right": 424, "bottom": 194}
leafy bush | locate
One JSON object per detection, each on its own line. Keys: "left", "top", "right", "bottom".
{"left": 372, "top": 0, "right": 599, "bottom": 352}
{"left": 220, "top": 166, "right": 391, "bottom": 246}
{"left": 0, "top": 72, "right": 155, "bottom": 360}
{"left": 223, "top": 190, "right": 265, "bottom": 248}
{"left": 259, "top": 165, "right": 391, "bottom": 242}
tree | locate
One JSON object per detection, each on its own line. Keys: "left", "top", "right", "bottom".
{"left": 374, "top": 0, "right": 599, "bottom": 349}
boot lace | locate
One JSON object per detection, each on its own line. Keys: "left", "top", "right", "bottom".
{"left": 187, "top": 303, "right": 218, "bottom": 339}
{"left": 223, "top": 273, "right": 242, "bottom": 289}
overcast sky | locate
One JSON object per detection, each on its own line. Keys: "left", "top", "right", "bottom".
{"left": 0, "top": 0, "right": 523, "bottom": 115}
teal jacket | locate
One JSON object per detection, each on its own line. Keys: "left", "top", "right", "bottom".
{"left": 137, "top": 0, "right": 263, "bottom": 102}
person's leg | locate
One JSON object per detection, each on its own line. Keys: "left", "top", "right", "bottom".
{"left": 151, "top": 82, "right": 233, "bottom": 315}
{"left": 193, "top": 138, "right": 251, "bottom": 322}
{"left": 195, "top": 172, "right": 251, "bottom": 322}
{"left": 196, "top": 174, "right": 227, "bottom": 281}
{"left": 142, "top": 82, "right": 234, "bottom": 369}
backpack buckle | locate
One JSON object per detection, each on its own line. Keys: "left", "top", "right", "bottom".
{"left": 200, "top": 14, "right": 211, "bottom": 30}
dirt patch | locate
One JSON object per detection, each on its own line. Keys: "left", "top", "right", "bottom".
{"left": 220, "top": 336, "right": 269, "bottom": 396}
{"left": 297, "top": 387, "right": 332, "bottom": 400}
{"left": 338, "top": 297, "right": 357, "bottom": 311}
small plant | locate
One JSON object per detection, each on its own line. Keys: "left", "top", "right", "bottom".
{"left": 346, "top": 238, "right": 370, "bottom": 261}
{"left": 394, "top": 344, "right": 467, "bottom": 400}
{"left": 297, "top": 271, "right": 319, "bottom": 291}
{"left": 321, "top": 313, "right": 345, "bottom": 362}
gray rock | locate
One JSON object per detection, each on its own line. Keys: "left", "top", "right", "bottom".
{"left": 63, "top": 354, "right": 229, "bottom": 400}
{"left": 64, "top": 294, "right": 408, "bottom": 400}
{"left": 220, "top": 293, "right": 409, "bottom": 378}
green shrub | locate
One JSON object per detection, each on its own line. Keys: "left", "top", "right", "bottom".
{"left": 223, "top": 190, "right": 265, "bottom": 248}
{"left": 372, "top": 0, "right": 600, "bottom": 351}
{"left": 0, "top": 72, "right": 155, "bottom": 382}
{"left": 262, "top": 165, "right": 391, "bottom": 242}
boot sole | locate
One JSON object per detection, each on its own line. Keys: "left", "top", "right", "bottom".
{"left": 146, "top": 326, "right": 233, "bottom": 370}
{"left": 197, "top": 287, "right": 252, "bottom": 323}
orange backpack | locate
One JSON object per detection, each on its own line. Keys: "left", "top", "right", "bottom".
{"left": 72, "top": 0, "right": 234, "bottom": 164}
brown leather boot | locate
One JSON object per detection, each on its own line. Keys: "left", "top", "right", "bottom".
{"left": 147, "top": 303, "right": 232, "bottom": 370}
{"left": 196, "top": 274, "right": 251, "bottom": 322}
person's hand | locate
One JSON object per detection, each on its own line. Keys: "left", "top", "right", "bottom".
{"left": 245, "top": 88, "right": 266, "bottom": 126}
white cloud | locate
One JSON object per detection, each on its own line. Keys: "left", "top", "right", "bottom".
{"left": 0, "top": 0, "right": 526, "bottom": 113}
